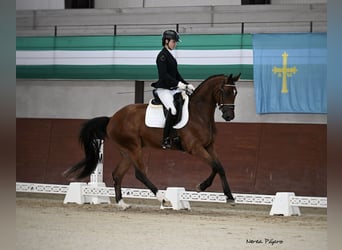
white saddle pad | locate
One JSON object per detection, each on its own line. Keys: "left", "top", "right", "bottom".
{"left": 145, "top": 93, "right": 189, "bottom": 129}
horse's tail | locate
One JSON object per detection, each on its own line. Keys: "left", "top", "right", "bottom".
{"left": 63, "top": 116, "right": 110, "bottom": 180}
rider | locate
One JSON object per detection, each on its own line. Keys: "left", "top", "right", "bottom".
{"left": 151, "top": 30, "right": 195, "bottom": 149}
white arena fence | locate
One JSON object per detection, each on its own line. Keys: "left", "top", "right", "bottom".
{"left": 16, "top": 181, "right": 327, "bottom": 216}
{"left": 16, "top": 140, "right": 327, "bottom": 215}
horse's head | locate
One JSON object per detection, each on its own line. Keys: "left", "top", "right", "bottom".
{"left": 216, "top": 73, "right": 240, "bottom": 121}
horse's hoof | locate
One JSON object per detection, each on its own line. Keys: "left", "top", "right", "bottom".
{"left": 162, "top": 199, "right": 172, "bottom": 208}
{"left": 156, "top": 191, "right": 172, "bottom": 208}
{"left": 226, "top": 198, "right": 235, "bottom": 206}
{"left": 156, "top": 190, "right": 166, "bottom": 202}
{"left": 117, "top": 200, "right": 132, "bottom": 210}
{"left": 195, "top": 184, "right": 202, "bottom": 192}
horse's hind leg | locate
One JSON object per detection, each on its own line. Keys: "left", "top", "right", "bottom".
{"left": 196, "top": 170, "right": 216, "bottom": 192}
{"left": 112, "top": 156, "right": 131, "bottom": 210}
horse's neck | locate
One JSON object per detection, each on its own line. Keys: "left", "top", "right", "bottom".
{"left": 190, "top": 79, "right": 219, "bottom": 125}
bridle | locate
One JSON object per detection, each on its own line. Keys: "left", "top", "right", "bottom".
{"left": 217, "top": 83, "right": 237, "bottom": 111}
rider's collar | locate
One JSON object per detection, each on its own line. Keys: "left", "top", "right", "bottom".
{"left": 166, "top": 47, "right": 175, "bottom": 58}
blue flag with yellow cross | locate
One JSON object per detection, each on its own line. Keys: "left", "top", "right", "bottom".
{"left": 253, "top": 33, "right": 327, "bottom": 114}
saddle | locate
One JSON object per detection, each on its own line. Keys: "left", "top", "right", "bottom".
{"left": 145, "top": 90, "right": 189, "bottom": 129}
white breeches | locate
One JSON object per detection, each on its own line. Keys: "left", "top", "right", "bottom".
{"left": 155, "top": 88, "right": 182, "bottom": 115}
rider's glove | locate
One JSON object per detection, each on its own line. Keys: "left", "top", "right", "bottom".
{"left": 177, "top": 81, "right": 187, "bottom": 90}
{"left": 186, "top": 84, "right": 195, "bottom": 94}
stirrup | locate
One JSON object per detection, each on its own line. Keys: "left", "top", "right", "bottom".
{"left": 162, "top": 137, "right": 171, "bottom": 149}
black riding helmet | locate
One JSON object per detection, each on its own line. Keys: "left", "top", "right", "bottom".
{"left": 162, "top": 30, "right": 180, "bottom": 46}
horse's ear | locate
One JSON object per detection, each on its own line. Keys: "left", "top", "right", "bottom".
{"left": 223, "top": 74, "right": 233, "bottom": 86}
{"left": 233, "top": 73, "right": 241, "bottom": 81}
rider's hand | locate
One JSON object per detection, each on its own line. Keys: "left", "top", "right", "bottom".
{"left": 187, "top": 84, "right": 195, "bottom": 92}
{"left": 185, "top": 84, "right": 195, "bottom": 95}
{"left": 177, "top": 81, "right": 187, "bottom": 90}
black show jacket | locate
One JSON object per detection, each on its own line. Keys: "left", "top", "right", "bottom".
{"left": 151, "top": 47, "right": 188, "bottom": 89}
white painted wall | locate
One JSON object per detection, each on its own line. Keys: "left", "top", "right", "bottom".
{"left": 16, "top": 80, "right": 326, "bottom": 124}
{"left": 143, "top": 0, "right": 241, "bottom": 7}
{"left": 94, "top": 0, "right": 240, "bottom": 9}
{"left": 94, "top": 0, "right": 326, "bottom": 9}
{"left": 95, "top": 0, "right": 143, "bottom": 8}
{"left": 272, "top": 0, "right": 326, "bottom": 4}
{"left": 16, "top": 0, "right": 64, "bottom": 10}
{"left": 15, "top": 0, "right": 327, "bottom": 11}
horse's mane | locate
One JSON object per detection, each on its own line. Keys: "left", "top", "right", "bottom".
{"left": 191, "top": 74, "right": 225, "bottom": 97}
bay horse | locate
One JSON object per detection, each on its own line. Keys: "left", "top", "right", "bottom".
{"left": 64, "top": 73, "right": 240, "bottom": 210}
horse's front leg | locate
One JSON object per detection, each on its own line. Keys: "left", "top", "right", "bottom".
{"left": 207, "top": 144, "right": 234, "bottom": 201}
{"left": 212, "top": 160, "right": 234, "bottom": 201}
{"left": 112, "top": 156, "right": 132, "bottom": 210}
{"left": 191, "top": 144, "right": 234, "bottom": 202}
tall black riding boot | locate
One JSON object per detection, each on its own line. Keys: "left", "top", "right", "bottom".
{"left": 162, "top": 109, "right": 175, "bottom": 149}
